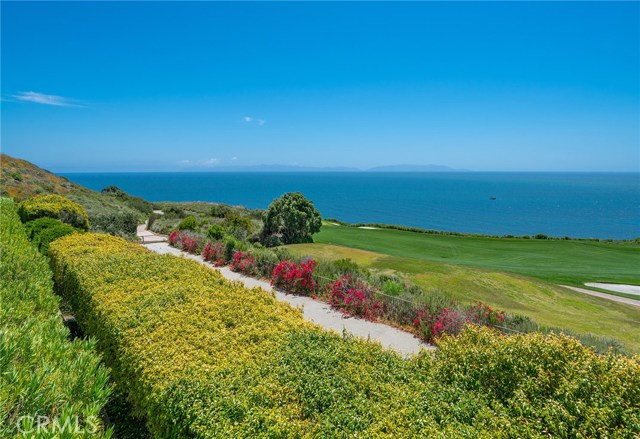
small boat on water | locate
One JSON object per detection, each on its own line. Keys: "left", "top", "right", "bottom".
{"left": 489, "top": 196, "right": 497, "bottom": 200}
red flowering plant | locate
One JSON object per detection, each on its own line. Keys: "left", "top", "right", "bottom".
{"left": 412, "top": 306, "right": 466, "bottom": 342}
{"left": 168, "top": 230, "right": 204, "bottom": 254}
{"left": 328, "top": 275, "right": 384, "bottom": 321}
{"left": 466, "top": 302, "right": 506, "bottom": 326}
{"left": 230, "top": 251, "right": 257, "bottom": 275}
{"left": 413, "top": 302, "right": 506, "bottom": 343}
{"left": 203, "top": 241, "right": 226, "bottom": 266}
{"left": 271, "top": 259, "right": 318, "bottom": 296}
{"left": 169, "top": 230, "right": 180, "bottom": 246}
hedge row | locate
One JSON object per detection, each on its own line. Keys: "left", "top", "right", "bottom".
{"left": 18, "top": 193, "right": 90, "bottom": 230}
{"left": 0, "top": 198, "right": 110, "bottom": 437}
{"left": 24, "top": 217, "right": 81, "bottom": 255}
{"left": 49, "top": 233, "right": 640, "bottom": 437}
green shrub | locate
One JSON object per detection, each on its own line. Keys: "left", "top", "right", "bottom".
{"left": 210, "top": 204, "right": 231, "bottom": 218}
{"left": 91, "top": 211, "right": 138, "bottom": 237}
{"left": 224, "top": 212, "right": 254, "bottom": 240}
{"left": 17, "top": 194, "right": 90, "bottom": 230}
{"left": 48, "top": 233, "right": 640, "bottom": 438}
{"left": 206, "top": 224, "right": 226, "bottom": 241}
{"left": 177, "top": 216, "right": 198, "bottom": 231}
{"left": 247, "top": 247, "right": 281, "bottom": 278}
{"left": 381, "top": 280, "right": 405, "bottom": 296}
{"left": 24, "top": 217, "right": 79, "bottom": 255}
{"left": 0, "top": 198, "right": 110, "bottom": 437}
{"left": 425, "top": 327, "right": 640, "bottom": 436}
{"left": 223, "top": 235, "right": 246, "bottom": 261}
{"left": 147, "top": 211, "right": 162, "bottom": 230}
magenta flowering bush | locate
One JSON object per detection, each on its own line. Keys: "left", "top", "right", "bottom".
{"left": 230, "top": 251, "right": 258, "bottom": 275}
{"left": 413, "top": 302, "right": 505, "bottom": 342}
{"left": 203, "top": 241, "right": 226, "bottom": 266}
{"left": 168, "top": 230, "right": 204, "bottom": 254}
{"left": 271, "top": 259, "right": 318, "bottom": 295}
{"left": 328, "top": 275, "right": 384, "bottom": 321}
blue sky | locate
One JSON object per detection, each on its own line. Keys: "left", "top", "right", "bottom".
{"left": 2, "top": 1, "right": 638, "bottom": 172}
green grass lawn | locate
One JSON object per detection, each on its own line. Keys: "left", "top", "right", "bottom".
{"left": 286, "top": 243, "right": 640, "bottom": 353}
{"left": 314, "top": 223, "right": 640, "bottom": 286}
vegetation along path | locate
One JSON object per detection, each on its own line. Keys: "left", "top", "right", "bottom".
{"left": 139, "top": 232, "right": 429, "bottom": 356}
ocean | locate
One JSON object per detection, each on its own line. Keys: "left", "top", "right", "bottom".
{"left": 63, "top": 172, "right": 640, "bottom": 240}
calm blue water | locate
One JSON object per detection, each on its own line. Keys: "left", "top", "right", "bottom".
{"left": 63, "top": 172, "right": 640, "bottom": 240}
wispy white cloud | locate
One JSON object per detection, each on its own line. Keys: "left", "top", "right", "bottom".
{"left": 177, "top": 158, "right": 220, "bottom": 168}
{"left": 243, "top": 115, "right": 266, "bottom": 126}
{"left": 201, "top": 158, "right": 220, "bottom": 166}
{"left": 12, "top": 91, "right": 84, "bottom": 107}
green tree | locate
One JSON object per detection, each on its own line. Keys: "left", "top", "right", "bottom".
{"left": 261, "top": 192, "right": 321, "bottom": 246}
{"left": 224, "top": 212, "right": 254, "bottom": 240}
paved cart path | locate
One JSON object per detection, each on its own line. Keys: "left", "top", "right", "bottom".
{"left": 560, "top": 285, "right": 640, "bottom": 308}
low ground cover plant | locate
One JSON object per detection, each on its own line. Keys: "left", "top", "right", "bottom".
{"left": 44, "top": 232, "right": 640, "bottom": 437}
{"left": 0, "top": 199, "right": 110, "bottom": 438}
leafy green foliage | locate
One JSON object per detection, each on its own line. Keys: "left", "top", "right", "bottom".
{"left": 177, "top": 216, "right": 198, "bottom": 231}
{"left": 0, "top": 198, "right": 111, "bottom": 437}
{"left": 18, "top": 194, "right": 90, "bottom": 230}
{"left": 210, "top": 203, "right": 231, "bottom": 218}
{"left": 48, "top": 232, "right": 640, "bottom": 438}
{"left": 223, "top": 211, "right": 254, "bottom": 240}
{"left": 206, "top": 224, "right": 226, "bottom": 240}
{"left": 90, "top": 211, "right": 139, "bottom": 237}
{"left": 24, "top": 217, "right": 80, "bottom": 255}
{"left": 262, "top": 192, "right": 321, "bottom": 245}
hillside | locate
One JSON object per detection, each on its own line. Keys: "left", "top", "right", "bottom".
{"left": 1, "top": 154, "right": 148, "bottom": 236}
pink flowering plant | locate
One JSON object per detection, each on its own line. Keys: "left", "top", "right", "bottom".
{"left": 413, "top": 302, "right": 505, "bottom": 342}
{"left": 230, "top": 251, "right": 258, "bottom": 275}
{"left": 168, "top": 230, "right": 204, "bottom": 254}
{"left": 271, "top": 259, "right": 318, "bottom": 295}
{"left": 328, "top": 275, "right": 383, "bottom": 321}
{"left": 203, "top": 241, "right": 226, "bottom": 266}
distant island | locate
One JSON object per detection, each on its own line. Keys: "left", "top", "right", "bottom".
{"left": 174, "top": 163, "right": 466, "bottom": 173}
{"left": 367, "top": 164, "right": 468, "bottom": 172}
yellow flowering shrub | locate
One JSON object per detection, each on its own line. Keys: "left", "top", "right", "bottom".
{"left": 48, "top": 233, "right": 640, "bottom": 438}
{"left": 18, "top": 193, "right": 90, "bottom": 230}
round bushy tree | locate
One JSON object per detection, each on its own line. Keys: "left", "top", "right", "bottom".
{"left": 261, "top": 192, "right": 321, "bottom": 246}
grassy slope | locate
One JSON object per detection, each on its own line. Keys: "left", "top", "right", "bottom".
{"left": 314, "top": 223, "right": 640, "bottom": 286}
{"left": 286, "top": 243, "right": 640, "bottom": 353}
{"left": 0, "top": 153, "right": 144, "bottom": 222}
